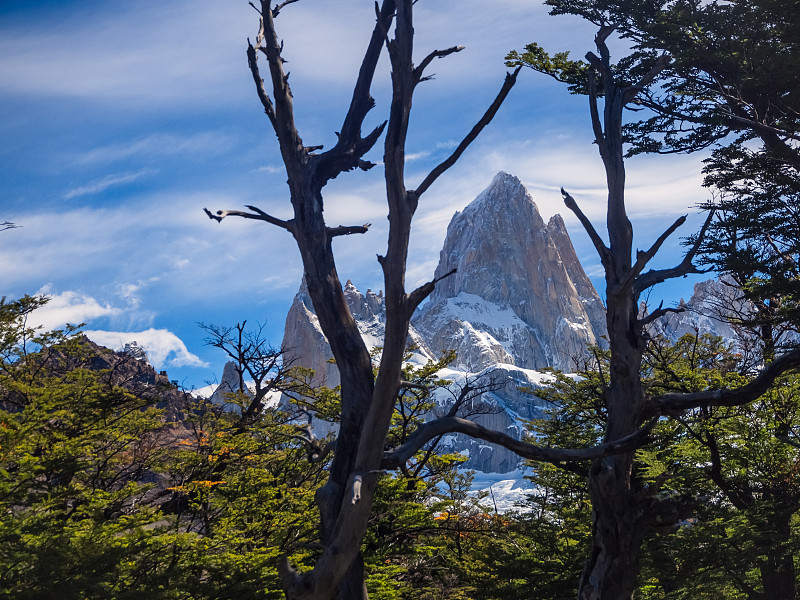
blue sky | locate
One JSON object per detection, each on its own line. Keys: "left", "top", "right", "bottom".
{"left": 0, "top": 0, "right": 713, "bottom": 389}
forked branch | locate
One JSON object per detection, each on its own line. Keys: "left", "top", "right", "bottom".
{"left": 637, "top": 302, "right": 686, "bottom": 328}
{"left": 610, "top": 214, "right": 687, "bottom": 296}
{"left": 634, "top": 209, "right": 715, "bottom": 294}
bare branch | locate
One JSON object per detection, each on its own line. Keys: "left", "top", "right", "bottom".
{"left": 406, "top": 267, "right": 457, "bottom": 312}
{"left": 246, "top": 41, "right": 278, "bottom": 129}
{"left": 561, "top": 188, "right": 612, "bottom": 266}
{"left": 610, "top": 215, "right": 687, "bottom": 296}
{"left": 204, "top": 205, "right": 295, "bottom": 233}
{"left": 313, "top": 0, "right": 396, "bottom": 185}
{"left": 412, "top": 67, "right": 521, "bottom": 198}
{"left": 648, "top": 347, "right": 800, "bottom": 415}
{"left": 638, "top": 302, "right": 686, "bottom": 328}
{"left": 327, "top": 223, "right": 371, "bottom": 237}
{"left": 634, "top": 209, "right": 715, "bottom": 294}
{"left": 382, "top": 415, "right": 656, "bottom": 470}
{"left": 413, "top": 45, "right": 464, "bottom": 84}
{"left": 0, "top": 221, "right": 18, "bottom": 232}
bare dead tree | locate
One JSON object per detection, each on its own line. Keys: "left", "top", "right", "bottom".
{"left": 208, "top": 4, "right": 656, "bottom": 599}
{"left": 200, "top": 320, "right": 305, "bottom": 425}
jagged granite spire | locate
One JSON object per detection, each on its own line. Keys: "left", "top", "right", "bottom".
{"left": 413, "top": 171, "right": 607, "bottom": 371}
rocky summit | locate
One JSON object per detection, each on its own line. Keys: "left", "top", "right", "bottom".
{"left": 281, "top": 172, "right": 607, "bottom": 472}
{"left": 414, "top": 171, "right": 607, "bottom": 372}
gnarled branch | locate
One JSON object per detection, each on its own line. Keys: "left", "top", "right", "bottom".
{"left": 648, "top": 347, "right": 800, "bottom": 415}
{"left": 381, "top": 415, "right": 657, "bottom": 470}
{"left": 204, "top": 206, "right": 294, "bottom": 233}
{"left": 413, "top": 45, "right": 464, "bottom": 84}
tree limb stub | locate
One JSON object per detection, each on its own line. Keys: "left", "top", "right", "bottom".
{"left": 412, "top": 67, "right": 521, "bottom": 198}
{"left": 203, "top": 206, "right": 295, "bottom": 234}
{"left": 327, "top": 223, "right": 371, "bottom": 237}
{"left": 380, "top": 415, "right": 657, "bottom": 470}
{"left": 648, "top": 347, "right": 800, "bottom": 416}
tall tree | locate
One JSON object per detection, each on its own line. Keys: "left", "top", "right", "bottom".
{"left": 508, "top": 19, "right": 800, "bottom": 599}
{"left": 538, "top": 0, "right": 800, "bottom": 345}
{"left": 207, "top": 3, "right": 652, "bottom": 598}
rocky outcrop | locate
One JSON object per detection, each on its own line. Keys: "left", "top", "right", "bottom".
{"left": 414, "top": 171, "right": 607, "bottom": 372}
{"left": 39, "top": 335, "right": 188, "bottom": 420}
{"left": 281, "top": 278, "right": 435, "bottom": 390}
{"left": 647, "top": 279, "right": 738, "bottom": 343}
{"left": 209, "top": 361, "right": 253, "bottom": 404}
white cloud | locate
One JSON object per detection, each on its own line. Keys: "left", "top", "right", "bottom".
{"left": 64, "top": 169, "right": 155, "bottom": 199}
{"left": 29, "top": 287, "right": 122, "bottom": 331}
{"left": 83, "top": 328, "right": 208, "bottom": 370}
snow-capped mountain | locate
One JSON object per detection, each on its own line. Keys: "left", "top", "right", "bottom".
{"left": 280, "top": 172, "right": 607, "bottom": 473}
{"left": 414, "top": 171, "right": 607, "bottom": 372}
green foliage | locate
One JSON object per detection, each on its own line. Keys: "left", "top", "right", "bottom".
{"left": 0, "top": 297, "right": 329, "bottom": 599}
{"left": 637, "top": 335, "right": 800, "bottom": 598}
{"left": 0, "top": 297, "right": 172, "bottom": 599}
{"left": 505, "top": 43, "right": 590, "bottom": 95}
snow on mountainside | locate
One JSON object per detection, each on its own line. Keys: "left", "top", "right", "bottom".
{"left": 282, "top": 278, "right": 435, "bottom": 390}
{"left": 414, "top": 171, "right": 607, "bottom": 372}
{"left": 280, "top": 172, "right": 607, "bottom": 473}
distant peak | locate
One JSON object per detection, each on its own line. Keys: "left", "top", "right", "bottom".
{"left": 463, "top": 171, "right": 540, "bottom": 221}
{"left": 489, "top": 170, "right": 524, "bottom": 188}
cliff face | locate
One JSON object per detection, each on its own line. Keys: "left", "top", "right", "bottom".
{"left": 281, "top": 278, "right": 434, "bottom": 390}
{"left": 414, "top": 171, "right": 607, "bottom": 372}
{"left": 280, "top": 172, "right": 608, "bottom": 473}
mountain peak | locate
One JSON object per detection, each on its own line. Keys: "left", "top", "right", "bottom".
{"left": 417, "top": 173, "right": 607, "bottom": 371}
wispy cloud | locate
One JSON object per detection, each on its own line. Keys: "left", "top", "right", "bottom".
{"left": 254, "top": 165, "right": 285, "bottom": 174}
{"left": 76, "top": 132, "right": 236, "bottom": 165}
{"left": 64, "top": 169, "right": 155, "bottom": 199}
